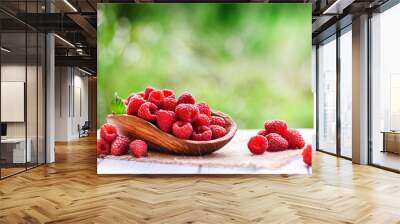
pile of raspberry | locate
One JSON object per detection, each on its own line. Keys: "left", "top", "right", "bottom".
{"left": 124, "top": 86, "right": 227, "bottom": 141}
{"left": 97, "top": 123, "right": 148, "bottom": 158}
{"left": 247, "top": 119, "right": 311, "bottom": 166}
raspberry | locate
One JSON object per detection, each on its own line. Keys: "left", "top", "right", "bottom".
{"left": 302, "top": 144, "right": 312, "bottom": 166}
{"left": 111, "top": 135, "right": 130, "bottom": 156}
{"left": 130, "top": 140, "right": 148, "bottom": 158}
{"left": 127, "top": 96, "right": 146, "bottom": 115}
{"left": 162, "top": 97, "right": 178, "bottom": 111}
{"left": 196, "top": 102, "right": 212, "bottom": 117}
{"left": 162, "top": 89, "right": 175, "bottom": 98}
{"left": 172, "top": 121, "right": 193, "bottom": 139}
{"left": 265, "top": 133, "right": 288, "bottom": 151}
{"left": 257, "top": 130, "right": 268, "bottom": 136}
{"left": 156, "top": 110, "right": 176, "bottom": 133}
{"left": 97, "top": 138, "right": 110, "bottom": 155}
{"left": 137, "top": 102, "right": 158, "bottom": 121}
{"left": 264, "top": 120, "right": 288, "bottom": 135}
{"left": 135, "top": 91, "right": 145, "bottom": 98}
{"left": 125, "top": 92, "right": 145, "bottom": 105}
{"left": 209, "top": 125, "right": 227, "bottom": 139}
{"left": 100, "top": 123, "right": 117, "bottom": 142}
{"left": 194, "top": 114, "right": 211, "bottom": 127}
{"left": 192, "top": 126, "right": 212, "bottom": 141}
{"left": 177, "top": 91, "right": 195, "bottom": 104}
{"left": 281, "top": 128, "right": 305, "bottom": 149}
{"left": 211, "top": 116, "right": 225, "bottom": 127}
{"left": 124, "top": 94, "right": 134, "bottom": 106}
{"left": 247, "top": 135, "right": 268, "bottom": 155}
{"left": 148, "top": 90, "right": 165, "bottom": 107}
{"left": 175, "top": 104, "right": 199, "bottom": 123}
{"left": 144, "top": 86, "right": 155, "bottom": 100}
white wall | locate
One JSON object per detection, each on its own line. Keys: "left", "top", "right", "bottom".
{"left": 54, "top": 67, "right": 89, "bottom": 141}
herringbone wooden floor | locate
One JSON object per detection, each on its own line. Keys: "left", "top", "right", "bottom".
{"left": 1, "top": 135, "right": 400, "bottom": 224}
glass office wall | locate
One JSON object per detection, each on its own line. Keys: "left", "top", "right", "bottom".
{"left": 1, "top": 31, "right": 28, "bottom": 178}
{"left": 371, "top": 3, "right": 400, "bottom": 171}
{"left": 317, "top": 36, "right": 337, "bottom": 154}
{"left": 339, "top": 28, "right": 352, "bottom": 158}
{"left": 0, "top": 2, "right": 46, "bottom": 179}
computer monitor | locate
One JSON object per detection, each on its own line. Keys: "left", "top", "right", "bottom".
{"left": 1, "top": 123, "right": 7, "bottom": 137}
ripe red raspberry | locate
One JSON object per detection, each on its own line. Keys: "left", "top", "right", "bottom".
{"left": 177, "top": 91, "right": 195, "bottom": 104}
{"left": 100, "top": 123, "right": 117, "bottom": 142}
{"left": 162, "top": 97, "right": 178, "bottom": 111}
{"left": 148, "top": 90, "right": 165, "bottom": 107}
{"left": 144, "top": 86, "right": 155, "bottom": 100}
{"left": 125, "top": 92, "right": 145, "bottom": 105}
{"left": 124, "top": 94, "right": 134, "bottom": 106}
{"left": 196, "top": 102, "right": 212, "bottom": 117}
{"left": 156, "top": 110, "right": 176, "bottom": 133}
{"left": 130, "top": 140, "right": 148, "bottom": 158}
{"left": 137, "top": 102, "right": 158, "bottom": 121}
{"left": 265, "top": 133, "right": 288, "bottom": 151}
{"left": 175, "top": 104, "right": 199, "bottom": 123}
{"left": 209, "top": 125, "right": 227, "bottom": 139}
{"left": 281, "top": 128, "right": 305, "bottom": 149}
{"left": 172, "top": 121, "right": 193, "bottom": 139}
{"left": 264, "top": 120, "right": 288, "bottom": 135}
{"left": 162, "top": 89, "right": 175, "bottom": 98}
{"left": 211, "top": 116, "right": 225, "bottom": 127}
{"left": 111, "top": 135, "right": 130, "bottom": 156}
{"left": 135, "top": 91, "right": 145, "bottom": 98}
{"left": 194, "top": 114, "right": 211, "bottom": 127}
{"left": 97, "top": 138, "right": 110, "bottom": 156}
{"left": 257, "top": 130, "right": 268, "bottom": 136}
{"left": 192, "top": 126, "right": 212, "bottom": 141}
{"left": 127, "top": 96, "right": 146, "bottom": 115}
{"left": 302, "top": 144, "right": 312, "bottom": 166}
{"left": 247, "top": 135, "right": 268, "bottom": 155}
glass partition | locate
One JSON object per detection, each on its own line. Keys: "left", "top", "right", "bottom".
{"left": 317, "top": 36, "right": 337, "bottom": 154}
{"left": 0, "top": 2, "right": 46, "bottom": 179}
{"left": 27, "top": 30, "right": 38, "bottom": 169}
{"left": 1, "top": 30, "right": 28, "bottom": 177}
{"left": 339, "top": 28, "right": 352, "bottom": 158}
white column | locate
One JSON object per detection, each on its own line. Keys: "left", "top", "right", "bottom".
{"left": 46, "top": 1, "right": 55, "bottom": 163}
{"left": 352, "top": 14, "right": 369, "bottom": 164}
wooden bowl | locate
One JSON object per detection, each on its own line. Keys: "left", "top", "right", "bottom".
{"left": 107, "top": 111, "right": 237, "bottom": 156}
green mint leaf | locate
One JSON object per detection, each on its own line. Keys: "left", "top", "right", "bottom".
{"left": 111, "top": 92, "right": 126, "bottom": 114}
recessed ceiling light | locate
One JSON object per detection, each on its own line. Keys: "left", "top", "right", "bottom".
{"left": 78, "top": 67, "right": 93, "bottom": 76}
{"left": 1, "top": 47, "right": 11, "bottom": 53}
{"left": 322, "top": 0, "right": 354, "bottom": 15}
{"left": 63, "top": 0, "right": 78, "bottom": 12}
{"left": 54, "top": 34, "right": 75, "bottom": 48}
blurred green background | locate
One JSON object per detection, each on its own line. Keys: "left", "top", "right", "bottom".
{"left": 98, "top": 4, "right": 312, "bottom": 129}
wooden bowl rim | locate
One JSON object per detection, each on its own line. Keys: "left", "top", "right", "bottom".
{"left": 107, "top": 111, "right": 237, "bottom": 145}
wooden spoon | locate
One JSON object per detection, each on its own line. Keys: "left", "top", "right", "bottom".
{"left": 107, "top": 111, "right": 237, "bottom": 156}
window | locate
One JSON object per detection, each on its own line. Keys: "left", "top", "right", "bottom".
{"left": 371, "top": 3, "right": 400, "bottom": 171}
{"left": 317, "top": 36, "right": 337, "bottom": 154}
{"left": 339, "top": 28, "right": 352, "bottom": 158}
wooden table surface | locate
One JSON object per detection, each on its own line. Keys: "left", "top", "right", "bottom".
{"left": 98, "top": 129, "right": 313, "bottom": 174}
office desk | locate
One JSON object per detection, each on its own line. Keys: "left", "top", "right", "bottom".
{"left": 1, "top": 138, "right": 31, "bottom": 163}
